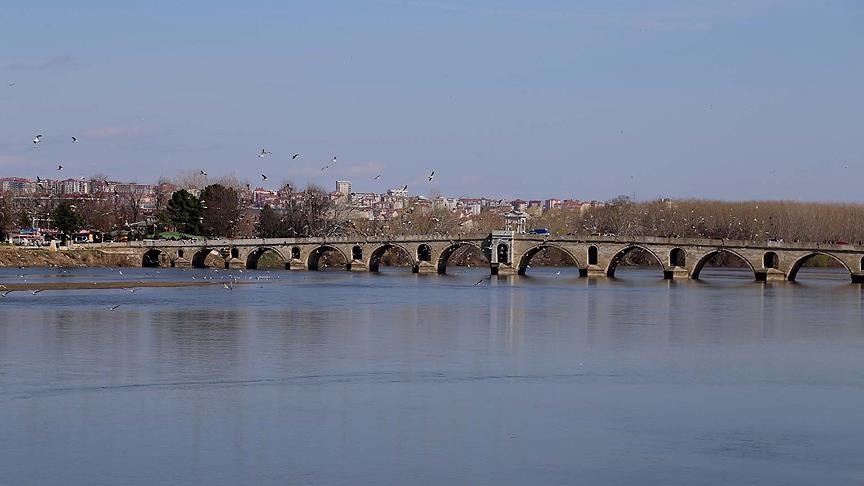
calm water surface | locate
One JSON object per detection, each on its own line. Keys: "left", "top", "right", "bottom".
{"left": 1, "top": 266, "right": 863, "bottom": 485}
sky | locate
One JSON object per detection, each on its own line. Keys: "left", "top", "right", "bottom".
{"left": 0, "top": 0, "right": 861, "bottom": 201}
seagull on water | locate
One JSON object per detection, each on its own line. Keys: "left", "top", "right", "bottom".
{"left": 1, "top": 290, "right": 13, "bottom": 297}
{"left": 31, "top": 289, "right": 44, "bottom": 295}
{"left": 474, "top": 276, "right": 492, "bottom": 286}
{"left": 109, "top": 304, "right": 121, "bottom": 311}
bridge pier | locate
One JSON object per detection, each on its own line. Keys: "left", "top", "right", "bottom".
{"left": 172, "top": 258, "right": 192, "bottom": 268}
{"left": 491, "top": 263, "right": 517, "bottom": 276}
{"left": 755, "top": 269, "right": 786, "bottom": 282}
{"left": 664, "top": 266, "right": 690, "bottom": 280}
{"left": 851, "top": 273, "right": 864, "bottom": 284}
{"left": 414, "top": 262, "right": 437, "bottom": 274}
{"left": 585, "top": 265, "right": 606, "bottom": 278}
{"left": 287, "top": 259, "right": 307, "bottom": 271}
{"left": 226, "top": 259, "right": 245, "bottom": 269}
{"left": 348, "top": 260, "right": 368, "bottom": 272}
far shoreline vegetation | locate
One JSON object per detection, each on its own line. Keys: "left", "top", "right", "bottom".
{"left": 2, "top": 175, "right": 861, "bottom": 270}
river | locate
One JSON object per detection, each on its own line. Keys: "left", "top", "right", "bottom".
{"left": 1, "top": 266, "right": 862, "bottom": 485}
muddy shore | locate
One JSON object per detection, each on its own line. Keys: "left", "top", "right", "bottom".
{"left": 0, "top": 247, "right": 141, "bottom": 268}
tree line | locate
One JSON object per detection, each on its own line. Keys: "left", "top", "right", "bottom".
{"left": 3, "top": 187, "right": 864, "bottom": 245}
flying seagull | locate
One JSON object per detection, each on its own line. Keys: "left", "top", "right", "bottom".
{"left": 199, "top": 170, "right": 207, "bottom": 176}
{"left": 31, "top": 289, "right": 44, "bottom": 295}
{"left": 373, "top": 174, "right": 381, "bottom": 180}
{"left": 1, "top": 290, "right": 13, "bottom": 297}
{"left": 292, "top": 153, "right": 301, "bottom": 160}
{"left": 428, "top": 171, "right": 435, "bottom": 182}
{"left": 258, "top": 149, "right": 272, "bottom": 158}
{"left": 8, "top": 82, "right": 15, "bottom": 87}
{"left": 109, "top": 304, "right": 121, "bottom": 311}
{"left": 321, "top": 165, "right": 329, "bottom": 171}
{"left": 474, "top": 276, "right": 492, "bottom": 286}
{"left": 57, "top": 165, "right": 63, "bottom": 171}
{"left": 261, "top": 174, "right": 268, "bottom": 181}
{"left": 223, "top": 282, "right": 233, "bottom": 291}
{"left": 71, "top": 136, "right": 78, "bottom": 143}
{"left": 33, "top": 134, "right": 42, "bottom": 146}
{"left": 331, "top": 156, "right": 337, "bottom": 164}
{"left": 401, "top": 184, "right": 408, "bottom": 191}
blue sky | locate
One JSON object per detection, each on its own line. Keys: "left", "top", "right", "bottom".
{"left": 1, "top": 1, "right": 861, "bottom": 201}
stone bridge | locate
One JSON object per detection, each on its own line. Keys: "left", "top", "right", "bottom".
{"left": 93, "top": 232, "right": 864, "bottom": 283}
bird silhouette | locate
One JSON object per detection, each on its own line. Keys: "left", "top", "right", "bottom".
{"left": 71, "top": 136, "right": 78, "bottom": 143}
{"left": 200, "top": 170, "right": 207, "bottom": 176}
{"left": 292, "top": 153, "right": 301, "bottom": 159}
{"left": 57, "top": 165, "right": 63, "bottom": 171}
{"left": 428, "top": 171, "right": 435, "bottom": 181}
{"left": 258, "top": 149, "right": 272, "bottom": 158}
{"left": 109, "top": 304, "right": 121, "bottom": 311}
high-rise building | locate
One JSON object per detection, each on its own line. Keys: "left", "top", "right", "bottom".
{"left": 336, "top": 180, "right": 352, "bottom": 196}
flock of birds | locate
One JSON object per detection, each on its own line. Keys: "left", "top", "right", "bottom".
{"left": 30, "top": 130, "right": 438, "bottom": 190}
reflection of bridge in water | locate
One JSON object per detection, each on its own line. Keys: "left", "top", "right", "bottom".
{"left": 97, "top": 232, "right": 864, "bottom": 283}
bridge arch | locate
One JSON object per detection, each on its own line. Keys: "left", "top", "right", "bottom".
{"left": 517, "top": 244, "right": 580, "bottom": 275}
{"left": 417, "top": 244, "right": 432, "bottom": 262}
{"left": 587, "top": 245, "right": 599, "bottom": 265}
{"left": 669, "top": 248, "right": 686, "bottom": 267}
{"left": 690, "top": 249, "right": 757, "bottom": 280}
{"left": 246, "top": 247, "right": 286, "bottom": 270}
{"left": 763, "top": 251, "right": 779, "bottom": 269}
{"left": 142, "top": 248, "right": 167, "bottom": 267}
{"left": 191, "top": 248, "right": 225, "bottom": 268}
{"left": 368, "top": 243, "right": 415, "bottom": 272}
{"left": 787, "top": 252, "right": 852, "bottom": 282}
{"left": 307, "top": 245, "right": 348, "bottom": 271}
{"left": 605, "top": 245, "right": 665, "bottom": 278}
{"left": 437, "top": 241, "right": 488, "bottom": 274}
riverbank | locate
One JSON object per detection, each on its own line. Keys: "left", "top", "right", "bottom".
{"left": 0, "top": 280, "right": 226, "bottom": 292}
{"left": 0, "top": 246, "right": 141, "bottom": 268}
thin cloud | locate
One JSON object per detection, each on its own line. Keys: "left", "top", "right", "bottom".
{"left": 83, "top": 126, "right": 161, "bottom": 139}
{"left": 7, "top": 54, "right": 80, "bottom": 71}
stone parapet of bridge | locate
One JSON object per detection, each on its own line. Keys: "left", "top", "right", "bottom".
{"left": 91, "top": 233, "right": 864, "bottom": 283}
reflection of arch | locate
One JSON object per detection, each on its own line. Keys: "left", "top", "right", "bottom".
{"left": 517, "top": 244, "right": 580, "bottom": 275}
{"left": 787, "top": 252, "right": 852, "bottom": 281}
{"left": 669, "top": 248, "right": 686, "bottom": 267}
{"left": 351, "top": 245, "right": 363, "bottom": 261}
{"left": 497, "top": 243, "right": 509, "bottom": 264}
{"left": 368, "top": 243, "right": 415, "bottom": 272}
{"left": 436, "top": 242, "right": 488, "bottom": 274}
{"left": 307, "top": 245, "right": 348, "bottom": 271}
{"left": 291, "top": 246, "right": 301, "bottom": 259}
{"left": 690, "top": 249, "right": 757, "bottom": 280}
{"left": 246, "top": 247, "right": 286, "bottom": 270}
{"left": 142, "top": 248, "right": 165, "bottom": 267}
{"left": 192, "top": 248, "right": 222, "bottom": 268}
{"left": 763, "top": 252, "right": 779, "bottom": 269}
{"left": 605, "top": 245, "right": 664, "bottom": 278}
{"left": 587, "top": 246, "right": 598, "bottom": 265}
{"left": 417, "top": 244, "right": 432, "bottom": 262}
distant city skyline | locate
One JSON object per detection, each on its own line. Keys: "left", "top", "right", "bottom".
{"left": 1, "top": 1, "right": 861, "bottom": 201}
